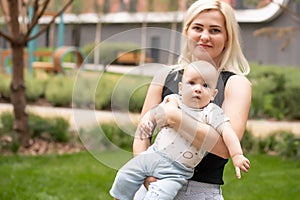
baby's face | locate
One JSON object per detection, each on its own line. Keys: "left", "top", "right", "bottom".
{"left": 179, "top": 65, "right": 216, "bottom": 109}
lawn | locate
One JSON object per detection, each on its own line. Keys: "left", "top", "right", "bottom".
{"left": 0, "top": 152, "right": 299, "bottom": 200}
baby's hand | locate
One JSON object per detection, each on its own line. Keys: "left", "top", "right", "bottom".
{"left": 165, "top": 96, "right": 179, "bottom": 107}
{"left": 138, "top": 120, "right": 155, "bottom": 140}
{"left": 136, "top": 111, "right": 155, "bottom": 140}
{"left": 153, "top": 96, "right": 179, "bottom": 128}
{"left": 232, "top": 154, "right": 250, "bottom": 179}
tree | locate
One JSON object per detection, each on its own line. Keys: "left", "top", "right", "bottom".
{"left": 0, "top": 0, "right": 73, "bottom": 147}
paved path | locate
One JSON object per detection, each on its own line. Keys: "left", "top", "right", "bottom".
{"left": 1, "top": 103, "right": 300, "bottom": 137}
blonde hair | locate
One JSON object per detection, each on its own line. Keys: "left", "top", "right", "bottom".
{"left": 179, "top": 0, "right": 250, "bottom": 75}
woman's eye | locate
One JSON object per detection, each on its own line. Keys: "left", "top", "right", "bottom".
{"left": 192, "top": 26, "right": 202, "bottom": 32}
{"left": 210, "top": 29, "right": 221, "bottom": 34}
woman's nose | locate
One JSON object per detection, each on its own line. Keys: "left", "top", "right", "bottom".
{"left": 200, "top": 30, "right": 210, "bottom": 42}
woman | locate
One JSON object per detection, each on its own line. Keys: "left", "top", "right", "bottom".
{"left": 133, "top": 0, "right": 251, "bottom": 199}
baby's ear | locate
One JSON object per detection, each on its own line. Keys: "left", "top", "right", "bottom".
{"left": 210, "top": 89, "right": 218, "bottom": 101}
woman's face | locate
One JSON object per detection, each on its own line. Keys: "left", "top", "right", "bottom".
{"left": 187, "top": 9, "right": 228, "bottom": 65}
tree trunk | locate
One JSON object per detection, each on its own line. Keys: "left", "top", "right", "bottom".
{"left": 10, "top": 44, "right": 30, "bottom": 147}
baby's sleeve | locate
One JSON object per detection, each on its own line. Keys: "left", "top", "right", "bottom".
{"left": 205, "top": 103, "right": 229, "bottom": 133}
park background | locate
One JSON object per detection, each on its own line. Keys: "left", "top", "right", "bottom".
{"left": 0, "top": 0, "right": 300, "bottom": 199}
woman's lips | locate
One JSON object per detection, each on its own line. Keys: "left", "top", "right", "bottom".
{"left": 198, "top": 43, "right": 212, "bottom": 48}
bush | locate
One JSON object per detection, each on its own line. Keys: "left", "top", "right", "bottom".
{"left": 72, "top": 73, "right": 98, "bottom": 108}
{"left": 110, "top": 75, "right": 150, "bottom": 112}
{"left": 82, "top": 42, "right": 140, "bottom": 65}
{"left": 241, "top": 130, "right": 257, "bottom": 153}
{"left": 0, "top": 112, "right": 13, "bottom": 134}
{"left": 79, "top": 123, "right": 135, "bottom": 152}
{"left": 0, "top": 112, "right": 70, "bottom": 143}
{"left": 25, "top": 74, "right": 47, "bottom": 101}
{"left": 129, "top": 83, "right": 149, "bottom": 113}
{"left": 249, "top": 63, "right": 300, "bottom": 120}
{"left": 241, "top": 129, "right": 300, "bottom": 159}
{"left": 95, "top": 73, "right": 120, "bottom": 110}
{"left": 45, "top": 76, "right": 74, "bottom": 106}
{"left": 0, "top": 74, "right": 11, "bottom": 99}
{"left": 48, "top": 117, "right": 70, "bottom": 142}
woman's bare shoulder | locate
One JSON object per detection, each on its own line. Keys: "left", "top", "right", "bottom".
{"left": 227, "top": 74, "right": 252, "bottom": 87}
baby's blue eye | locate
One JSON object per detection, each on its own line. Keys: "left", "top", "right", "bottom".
{"left": 203, "top": 83, "right": 209, "bottom": 88}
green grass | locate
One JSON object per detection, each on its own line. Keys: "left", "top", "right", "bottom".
{"left": 0, "top": 152, "right": 299, "bottom": 200}
{"left": 0, "top": 152, "right": 117, "bottom": 200}
{"left": 223, "top": 154, "right": 300, "bottom": 200}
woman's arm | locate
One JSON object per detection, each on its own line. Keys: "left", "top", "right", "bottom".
{"left": 132, "top": 66, "right": 172, "bottom": 156}
{"left": 211, "top": 75, "right": 252, "bottom": 158}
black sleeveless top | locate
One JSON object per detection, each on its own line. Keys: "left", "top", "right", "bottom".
{"left": 162, "top": 69, "right": 235, "bottom": 185}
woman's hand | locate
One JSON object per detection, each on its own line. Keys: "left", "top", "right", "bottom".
{"left": 143, "top": 176, "right": 158, "bottom": 189}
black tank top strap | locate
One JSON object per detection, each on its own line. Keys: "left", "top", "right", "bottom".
{"left": 162, "top": 68, "right": 183, "bottom": 101}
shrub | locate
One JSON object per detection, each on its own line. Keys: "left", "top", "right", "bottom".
{"left": 25, "top": 75, "right": 46, "bottom": 101}
{"left": 276, "top": 86, "right": 300, "bottom": 120}
{"left": 48, "top": 117, "right": 70, "bottom": 142}
{"left": 240, "top": 129, "right": 300, "bottom": 159}
{"left": 79, "top": 123, "right": 135, "bottom": 152}
{"left": 95, "top": 73, "right": 120, "bottom": 110}
{"left": 82, "top": 42, "right": 140, "bottom": 65}
{"left": 0, "top": 74, "right": 11, "bottom": 99}
{"left": 129, "top": 83, "right": 149, "bottom": 113}
{"left": 241, "top": 130, "right": 257, "bottom": 153}
{"left": 29, "top": 114, "right": 51, "bottom": 137}
{"left": 0, "top": 112, "right": 70, "bottom": 143}
{"left": 45, "top": 76, "right": 74, "bottom": 106}
{"left": 249, "top": 63, "right": 300, "bottom": 120}
{"left": 72, "top": 73, "right": 98, "bottom": 108}
{"left": 0, "top": 112, "right": 13, "bottom": 134}
{"left": 110, "top": 75, "right": 150, "bottom": 112}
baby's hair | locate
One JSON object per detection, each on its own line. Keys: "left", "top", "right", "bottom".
{"left": 184, "top": 60, "right": 219, "bottom": 90}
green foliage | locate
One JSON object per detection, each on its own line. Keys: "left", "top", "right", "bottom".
{"left": 248, "top": 63, "right": 300, "bottom": 120}
{"left": 0, "top": 112, "right": 70, "bottom": 152}
{"left": 1, "top": 112, "right": 70, "bottom": 143}
{"left": 45, "top": 76, "right": 74, "bottom": 106}
{"left": 0, "top": 112, "right": 18, "bottom": 153}
{"left": 0, "top": 112, "right": 13, "bottom": 133}
{"left": 49, "top": 117, "right": 70, "bottom": 142}
{"left": 95, "top": 73, "right": 123, "bottom": 110}
{"left": 72, "top": 73, "right": 98, "bottom": 108}
{"left": 81, "top": 42, "right": 141, "bottom": 65}
{"left": 109, "top": 74, "right": 150, "bottom": 112}
{"left": 0, "top": 73, "right": 11, "bottom": 99}
{"left": 100, "top": 123, "right": 135, "bottom": 151}
{"left": 79, "top": 122, "right": 135, "bottom": 152}
{"left": 129, "top": 84, "right": 149, "bottom": 112}
{"left": 242, "top": 129, "right": 300, "bottom": 159}
{"left": 25, "top": 75, "right": 46, "bottom": 101}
